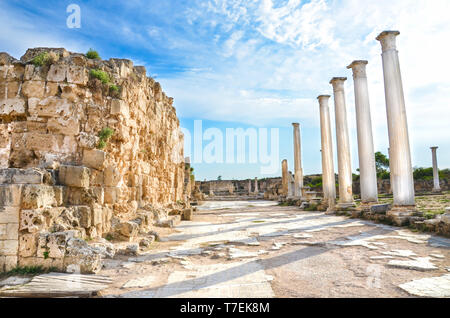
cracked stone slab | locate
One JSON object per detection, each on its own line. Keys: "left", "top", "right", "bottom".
{"left": 370, "top": 256, "right": 395, "bottom": 260}
{"left": 122, "top": 276, "right": 155, "bottom": 289}
{"left": 382, "top": 250, "right": 417, "bottom": 258}
{"left": 119, "top": 261, "right": 275, "bottom": 298}
{"left": 0, "top": 276, "right": 32, "bottom": 287}
{"left": 228, "top": 247, "right": 260, "bottom": 259}
{"left": 292, "top": 233, "right": 313, "bottom": 239}
{"left": 430, "top": 254, "right": 445, "bottom": 259}
{"left": 387, "top": 257, "right": 439, "bottom": 271}
{"left": 399, "top": 274, "right": 450, "bottom": 298}
{"left": 0, "top": 273, "right": 112, "bottom": 298}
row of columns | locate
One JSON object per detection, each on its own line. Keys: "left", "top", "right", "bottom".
{"left": 281, "top": 30, "right": 442, "bottom": 208}
{"left": 317, "top": 30, "right": 416, "bottom": 211}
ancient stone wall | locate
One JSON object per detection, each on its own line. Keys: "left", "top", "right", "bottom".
{"left": 0, "top": 48, "right": 187, "bottom": 272}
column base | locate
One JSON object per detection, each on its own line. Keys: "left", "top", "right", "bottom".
{"left": 432, "top": 188, "right": 442, "bottom": 194}
{"left": 386, "top": 205, "right": 419, "bottom": 227}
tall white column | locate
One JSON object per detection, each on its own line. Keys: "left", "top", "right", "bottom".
{"left": 292, "top": 123, "right": 304, "bottom": 198}
{"left": 347, "top": 61, "right": 378, "bottom": 204}
{"left": 254, "top": 177, "right": 259, "bottom": 194}
{"left": 317, "top": 95, "right": 336, "bottom": 205}
{"left": 376, "top": 31, "right": 415, "bottom": 207}
{"left": 248, "top": 179, "right": 252, "bottom": 195}
{"left": 388, "top": 148, "right": 394, "bottom": 195}
{"left": 431, "top": 147, "right": 441, "bottom": 193}
{"left": 330, "top": 77, "right": 355, "bottom": 208}
{"left": 282, "top": 160, "right": 289, "bottom": 196}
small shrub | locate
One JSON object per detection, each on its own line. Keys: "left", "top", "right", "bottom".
{"left": 86, "top": 48, "right": 100, "bottom": 60}
{"left": 105, "top": 234, "right": 114, "bottom": 242}
{"left": 97, "top": 127, "right": 115, "bottom": 149}
{"left": 109, "top": 84, "right": 119, "bottom": 92}
{"left": 31, "top": 52, "right": 50, "bottom": 67}
{"left": 90, "top": 69, "right": 110, "bottom": 84}
{"left": 43, "top": 251, "right": 49, "bottom": 259}
{"left": 305, "top": 204, "right": 319, "bottom": 212}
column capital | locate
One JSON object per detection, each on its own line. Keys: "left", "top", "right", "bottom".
{"left": 330, "top": 77, "right": 347, "bottom": 91}
{"left": 317, "top": 95, "right": 331, "bottom": 101}
{"left": 431, "top": 146, "right": 439, "bottom": 150}
{"left": 347, "top": 60, "right": 368, "bottom": 78}
{"left": 292, "top": 123, "right": 300, "bottom": 128}
{"left": 376, "top": 31, "right": 400, "bottom": 52}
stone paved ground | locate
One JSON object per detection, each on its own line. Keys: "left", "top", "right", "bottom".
{"left": 97, "top": 201, "right": 450, "bottom": 298}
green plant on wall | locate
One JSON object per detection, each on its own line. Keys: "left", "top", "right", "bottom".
{"left": 86, "top": 48, "right": 101, "bottom": 60}
{"left": 31, "top": 52, "right": 51, "bottom": 67}
{"left": 89, "top": 69, "right": 110, "bottom": 84}
{"left": 97, "top": 127, "right": 115, "bottom": 150}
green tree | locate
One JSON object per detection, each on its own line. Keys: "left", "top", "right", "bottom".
{"left": 217, "top": 176, "right": 222, "bottom": 181}
{"left": 375, "top": 151, "right": 390, "bottom": 179}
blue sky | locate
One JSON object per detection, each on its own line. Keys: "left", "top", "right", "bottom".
{"left": 1, "top": 0, "right": 449, "bottom": 181}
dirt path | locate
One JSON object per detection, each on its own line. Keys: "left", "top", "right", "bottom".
{"left": 99, "top": 201, "right": 450, "bottom": 298}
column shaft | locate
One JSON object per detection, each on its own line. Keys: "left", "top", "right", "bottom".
{"left": 282, "top": 160, "right": 289, "bottom": 196}
{"left": 293, "top": 123, "right": 303, "bottom": 197}
{"left": 431, "top": 147, "right": 441, "bottom": 192}
{"left": 330, "top": 78, "right": 355, "bottom": 207}
{"left": 377, "top": 31, "right": 415, "bottom": 206}
{"left": 317, "top": 96, "right": 336, "bottom": 202}
{"left": 347, "top": 61, "right": 378, "bottom": 203}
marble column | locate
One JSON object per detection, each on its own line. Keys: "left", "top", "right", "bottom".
{"left": 248, "top": 179, "right": 252, "bottom": 195}
{"left": 376, "top": 31, "right": 415, "bottom": 207}
{"left": 431, "top": 147, "right": 441, "bottom": 193}
{"left": 282, "top": 160, "right": 289, "bottom": 196}
{"left": 347, "top": 61, "right": 378, "bottom": 204}
{"left": 292, "top": 123, "right": 304, "bottom": 198}
{"left": 317, "top": 95, "right": 336, "bottom": 205}
{"left": 254, "top": 177, "right": 259, "bottom": 194}
{"left": 330, "top": 77, "right": 355, "bottom": 208}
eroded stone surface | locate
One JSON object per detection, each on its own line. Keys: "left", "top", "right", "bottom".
{"left": 399, "top": 274, "right": 450, "bottom": 298}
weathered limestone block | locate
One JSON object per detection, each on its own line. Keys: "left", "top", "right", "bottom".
{"left": 0, "top": 255, "right": 18, "bottom": 272}
{"left": 73, "top": 206, "right": 92, "bottom": 229}
{"left": 21, "top": 80, "right": 45, "bottom": 98}
{"left": 104, "top": 166, "right": 122, "bottom": 187}
{"left": 21, "top": 185, "right": 56, "bottom": 209}
{"left": 0, "top": 185, "right": 22, "bottom": 207}
{"left": 0, "top": 207, "right": 19, "bottom": 225}
{"left": 104, "top": 187, "right": 119, "bottom": 204}
{"left": 59, "top": 165, "right": 90, "bottom": 188}
{"left": 19, "top": 209, "right": 45, "bottom": 233}
{"left": 24, "top": 132, "right": 57, "bottom": 152}
{"left": 78, "top": 132, "right": 99, "bottom": 149}
{"left": 0, "top": 240, "right": 19, "bottom": 256}
{"left": 28, "top": 96, "right": 71, "bottom": 118}
{"left": 116, "top": 221, "right": 139, "bottom": 238}
{"left": 18, "top": 233, "right": 37, "bottom": 257}
{"left": 47, "top": 117, "right": 80, "bottom": 135}
{"left": 0, "top": 223, "right": 18, "bottom": 240}
{"left": 63, "top": 238, "right": 102, "bottom": 274}
{"left": 66, "top": 65, "right": 88, "bottom": 85}
{"left": 182, "top": 208, "right": 194, "bottom": 221}
{"left": 0, "top": 168, "right": 46, "bottom": 184}
{"left": 91, "top": 204, "right": 103, "bottom": 227}
{"left": 62, "top": 187, "right": 97, "bottom": 206}
{"left": 111, "top": 99, "right": 130, "bottom": 119}
{"left": 47, "top": 64, "right": 67, "bottom": 82}
{"left": 0, "top": 98, "right": 26, "bottom": 119}
{"left": 82, "top": 149, "right": 106, "bottom": 171}
{"left": 0, "top": 81, "right": 20, "bottom": 99}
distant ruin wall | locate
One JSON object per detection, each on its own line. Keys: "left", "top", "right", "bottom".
{"left": 0, "top": 48, "right": 187, "bottom": 272}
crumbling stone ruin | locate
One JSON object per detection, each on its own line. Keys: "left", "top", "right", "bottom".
{"left": 0, "top": 48, "right": 192, "bottom": 272}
